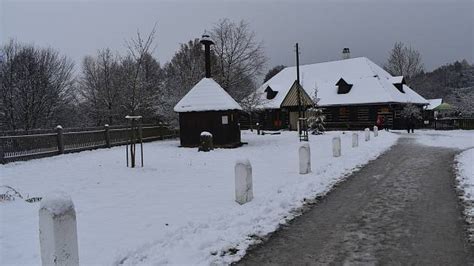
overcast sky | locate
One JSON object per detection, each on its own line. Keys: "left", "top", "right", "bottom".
{"left": 1, "top": 0, "right": 473, "bottom": 78}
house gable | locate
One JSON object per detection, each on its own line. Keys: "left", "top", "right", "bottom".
{"left": 280, "top": 80, "right": 314, "bottom": 108}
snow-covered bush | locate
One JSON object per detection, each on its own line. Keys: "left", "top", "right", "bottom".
{"left": 307, "top": 107, "right": 325, "bottom": 135}
{"left": 401, "top": 103, "right": 422, "bottom": 119}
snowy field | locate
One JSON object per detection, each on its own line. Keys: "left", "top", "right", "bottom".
{"left": 411, "top": 130, "right": 474, "bottom": 242}
{"left": 0, "top": 130, "right": 398, "bottom": 265}
{"left": 411, "top": 129, "right": 474, "bottom": 149}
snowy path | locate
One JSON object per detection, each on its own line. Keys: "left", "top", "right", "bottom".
{"left": 238, "top": 137, "right": 474, "bottom": 265}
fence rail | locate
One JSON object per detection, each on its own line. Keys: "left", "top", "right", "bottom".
{"left": 432, "top": 118, "right": 474, "bottom": 130}
{"left": 0, "top": 124, "right": 178, "bottom": 164}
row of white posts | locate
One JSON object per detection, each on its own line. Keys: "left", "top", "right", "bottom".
{"left": 233, "top": 126, "right": 380, "bottom": 205}
{"left": 38, "top": 126, "right": 379, "bottom": 265}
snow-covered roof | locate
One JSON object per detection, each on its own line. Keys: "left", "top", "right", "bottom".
{"left": 425, "top": 98, "right": 443, "bottom": 110}
{"left": 390, "top": 76, "right": 405, "bottom": 84}
{"left": 253, "top": 57, "right": 428, "bottom": 108}
{"left": 174, "top": 78, "right": 242, "bottom": 112}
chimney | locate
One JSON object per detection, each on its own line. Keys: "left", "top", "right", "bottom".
{"left": 342, "top": 48, "right": 350, "bottom": 60}
{"left": 200, "top": 34, "right": 215, "bottom": 78}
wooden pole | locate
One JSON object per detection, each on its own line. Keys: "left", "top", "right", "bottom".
{"left": 130, "top": 119, "right": 136, "bottom": 168}
{"left": 56, "top": 125, "right": 64, "bottom": 154}
{"left": 0, "top": 138, "right": 5, "bottom": 164}
{"left": 104, "top": 124, "right": 111, "bottom": 148}
{"left": 296, "top": 43, "right": 302, "bottom": 120}
{"left": 139, "top": 122, "right": 143, "bottom": 167}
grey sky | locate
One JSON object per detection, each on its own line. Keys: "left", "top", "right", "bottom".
{"left": 2, "top": 0, "right": 473, "bottom": 79}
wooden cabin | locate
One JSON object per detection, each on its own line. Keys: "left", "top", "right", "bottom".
{"left": 174, "top": 78, "right": 242, "bottom": 147}
{"left": 247, "top": 57, "right": 428, "bottom": 130}
{"left": 174, "top": 34, "right": 242, "bottom": 147}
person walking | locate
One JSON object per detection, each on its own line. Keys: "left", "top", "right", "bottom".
{"left": 376, "top": 115, "right": 384, "bottom": 131}
{"left": 405, "top": 116, "right": 411, "bottom": 133}
{"left": 409, "top": 114, "right": 416, "bottom": 133}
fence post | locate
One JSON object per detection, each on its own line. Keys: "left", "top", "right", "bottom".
{"left": 104, "top": 124, "right": 111, "bottom": 148}
{"left": 56, "top": 125, "right": 64, "bottom": 154}
{"left": 235, "top": 159, "right": 253, "bottom": 205}
{"left": 299, "top": 143, "right": 311, "bottom": 174}
{"left": 373, "top": 126, "right": 378, "bottom": 137}
{"left": 0, "top": 138, "right": 5, "bottom": 164}
{"left": 352, "top": 132, "right": 359, "bottom": 148}
{"left": 364, "top": 128, "right": 370, "bottom": 141}
{"left": 39, "top": 192, "right": 79, "bottom": 266}
{"left": 159, "top": 122, "right": 164, "bottom": 140}
{"left": 332, "top": 136, "right": 341, "bottom": 157}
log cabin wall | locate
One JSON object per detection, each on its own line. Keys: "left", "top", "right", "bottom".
{"left": 255, "top": 109, "right": 289, "bottom": 130}
{"left": 243, "top": 104, "right": 424, "bottom": 131}
{"left": 322, "top": 104, "right": 396, "bottom": 130}
{"left": 179, "top": 111, "right": 241, "bottom": 147}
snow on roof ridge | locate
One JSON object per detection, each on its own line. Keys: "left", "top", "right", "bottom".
{"left": 174, "top": 78, "right": 242, "bottom": 113}
{"left": 284, "top": 56, "right": 369, "bottom": 71}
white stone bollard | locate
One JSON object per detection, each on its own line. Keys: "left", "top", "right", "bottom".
{"left": 373, "top": 126, "right": 378, "bottom": 137}
{"left": 364, "top": 128, "right": 370, "bottom": 141}
{"left": 299, "top": 143, "right": 311, "bottom": 174}
{"left": 39, "top": 191, "right": 79, "bottom": 266}
{"left": 352, "top": 132, "right": 359, "bottom": 148}
{"left": 235, "top": 159, "right": 253, "bottom": 205}
{"left": 332, "top": 136, "right": 341, "bottom": 157}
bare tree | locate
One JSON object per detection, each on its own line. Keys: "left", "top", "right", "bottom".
{"left": 79, "top": 48, "right": 122, "bottom": 125}
{"left": 211, "top": 19, "right": 267, "bottom": 101}
{"left": 0, "top": 39, "right": 75, "bottom": 130}
{"left": 78, "top": 25, "right": 163, "bottom": 126}
{"left": 123, "top": 25, "right": 159, "bottom": 116}
{"left": 239, "top": 85, "right": 268, "bottom": 131}
{"left": 384, "top": 42, "right": 424, "bottom": 81}
{"left": 158, "top": 39, "right": 205, "bottom": 124}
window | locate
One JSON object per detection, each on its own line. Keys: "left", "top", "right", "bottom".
{"left": 222, "top": 115, "right": 229, "bottom": 125}
{"left": 392, "top": 76, "right": 406, "bottom": 93}
{"left": 380, "top": 107, "right": 390, "bottom": 113}
{"left": 338, "top": 107, "right": 350, "bottom": 121}
{"left": 336, "top": 78, "right": 353, "bottom": 94}
{"left": 339, "top": 107, "right": 349, "bottom": 116}
{"left": 394, "top": 83, "right": 405, "bottom": 93}
{"left": 264, "top": 86, "right": 278, "bottom": 99}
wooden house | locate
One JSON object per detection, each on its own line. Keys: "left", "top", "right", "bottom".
{"left": 174, "top": 35, "right": 243, "bottom": 148}
{"left": 248, "top": 56, "right": 428, "bottom": 130}
{"left": 423, "top": 98, "right": 443, "bottom": 127}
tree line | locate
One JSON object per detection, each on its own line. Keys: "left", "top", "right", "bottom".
{"left": 2, "top": 24, "right": 472, "bottom": 131}
{"left": 0, "top": 19, "right": 267, "bottom": 131}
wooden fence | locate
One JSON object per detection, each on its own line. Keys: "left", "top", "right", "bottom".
{"left": 432, "top": 118, "right": 474, "bottom": 130}
{"left": 0, "top": 124, "right": 178, "bottom": 164}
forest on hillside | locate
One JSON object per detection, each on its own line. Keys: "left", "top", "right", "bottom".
{"left": 410, "top": 60, "right": 474, "bottom": 116}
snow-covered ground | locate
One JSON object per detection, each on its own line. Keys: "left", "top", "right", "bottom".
{"left": 412, "top": 130, "right": 474, "bottom": 149}
{"left": 0, "top": 130, "right": 399, "bottom": 265}
{"left": 456, "top": 148, "right": 474, "bottom": 241}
